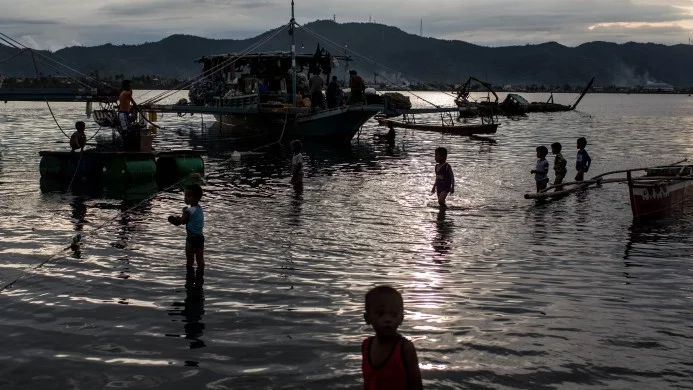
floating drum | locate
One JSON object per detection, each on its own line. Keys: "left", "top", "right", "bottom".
{"left": 157, "top": 155, "right": 204, "bottom": 184}
{"left": 103, "top": 157, "right": 156, "bottom": 184}
{"left": 39, "top": 155, "right": 64, "bottom": 179}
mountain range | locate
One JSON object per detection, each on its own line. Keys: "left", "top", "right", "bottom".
{"left": 1, "top": 20, "right": 692, "bottom": 87}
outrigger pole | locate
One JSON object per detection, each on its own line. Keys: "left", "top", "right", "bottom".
{"left": 290, "top": 0, "right": 297, "bottom": 107}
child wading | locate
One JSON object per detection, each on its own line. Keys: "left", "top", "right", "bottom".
{"left": 168, "top": 185, "right": 205, "bottom": 271}
{"left": 551, "top": 142, "right": 567, "bottom": 190}
{"left": 362, "top": 286, "right": 423, "bottom": 390}
{"left": 431, "top": 147, "right": 455, "bottom": 208}
{"left": 531, "top": 146, "right": 550, "bottom": 192}
{"left": 290, "top": 139, "right": 304, "bottom": 193}
{"left": 575, "top": 137, "right": 592, "bottom": 181}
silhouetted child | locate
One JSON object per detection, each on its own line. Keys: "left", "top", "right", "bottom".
{"left": 551, "top": 142, "right": 567, "bottom": 190}
{"left": 531, "top": 145, "right": 550, "bottom": 192}
{"left": 575, "top": 137, "right": 592, "bottom": 181}
{"left": 432, "top": 147, "right": 455, "bottom": 207}
{"left": 168, "top": 184, "right": 205, "bottom": 271}
{"left": 70, "top": 121, "right": 87, "bottom": 151}
{"left": 290, "top": 140, "right": 304, "bottom": 193}
{"left": 362, "top": 286, "right": 423, "bottom": 390}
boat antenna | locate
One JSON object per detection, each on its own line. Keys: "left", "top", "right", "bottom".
{"left": 291, "top": 0, "right": 297, "bottom": 107}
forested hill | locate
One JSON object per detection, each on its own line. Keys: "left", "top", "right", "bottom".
{"left": 1, "top": 20, "right": 692, "bottom": 86}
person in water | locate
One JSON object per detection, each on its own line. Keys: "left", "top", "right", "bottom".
{"left": 70, "top": 121, "right": 87, "bottom": 151}
{"left": 168, "top": 184, "right": 205, "bottom": 271}
{"left": 531, "top": 146, "right": 550, "bottom": 192}
{"left": 118, "top": 80, "right": 138, "bottom": 131}
{"left": 551, "top": 142, "right": 567, "bottom": 190}
{"left": 575, "top": 137, "right": 592, "bottom": 181}
{"left": 431, "top": 147, "right": 455, "bottom": 208}
{"left": 290, "top": 140, "right": 304, "bottom": 193}
{"left": 362, "top": 286, "right": 423, "bottom": 390}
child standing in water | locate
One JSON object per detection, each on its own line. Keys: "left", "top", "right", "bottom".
{"left": 168, "top": 184, "right": 205, "bottom": 270}
{"left": 362, "top": 286, "right": 423, "bottom": 390}
{"left": 551, "top": 142, "right": 567, "bottom": 190}
{"left": 531, "top": 146, "right": 550, "bottom": 192}
{"left": 290, "top": 139, "right": 304, "bottom": 193}
{"left": 432, "top": 147, "right": 455, "bottom": 208}
{"left": 575, "top": 137, "right": 592, "bottom": 181}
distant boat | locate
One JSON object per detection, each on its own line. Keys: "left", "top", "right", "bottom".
{"left": 376, "top": 116, "right": 498, "bottom": 136}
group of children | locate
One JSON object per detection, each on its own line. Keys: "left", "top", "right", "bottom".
{"left": 532, "top": 137, "right": 592, "bottom": 192}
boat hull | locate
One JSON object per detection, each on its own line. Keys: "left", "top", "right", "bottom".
{"left": 628, "top": 177, "right": 693, "bottom": 218}
{"left": 378, "top": 118, "right": 497, "bottom": 135}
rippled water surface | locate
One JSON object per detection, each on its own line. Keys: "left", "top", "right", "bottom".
{"left": 1, "top": 92, "right": 693, "bottom": 389}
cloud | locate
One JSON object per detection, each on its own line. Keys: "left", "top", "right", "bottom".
{"left": 1, "top": 0, "right": 693, "bottom": 49}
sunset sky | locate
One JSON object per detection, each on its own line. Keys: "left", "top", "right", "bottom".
{"left": 1, "top": 0, "right": 692, "bottom": 50}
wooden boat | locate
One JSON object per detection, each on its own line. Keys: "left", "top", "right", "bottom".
{"left": 377, "top": 117, "right": 498, "bottom": 135}
{"left": 627, "top": 165, "right": 693, "bottom": 218}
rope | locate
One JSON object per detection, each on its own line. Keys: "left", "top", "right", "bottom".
{"left": 140, "top": 24, "right": 291, "bottom": 106}
{"left": 299, "top": 24, "right": 454, "bottom": 106}
{"left": 0, "top": 48, "right": 29, "bottom": 65}
{"left": 0, "top": 107, "right": 293, "bottom": 292}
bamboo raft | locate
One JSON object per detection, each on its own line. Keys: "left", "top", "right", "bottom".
{"left": 524, "top": 159, "right": 689, "bottom": 200}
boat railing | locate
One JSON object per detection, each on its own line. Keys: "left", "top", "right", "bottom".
{"left": 214, "top": 93, "right": 260, "bottom": 108}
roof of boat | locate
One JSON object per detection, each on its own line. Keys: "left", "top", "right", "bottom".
{"left": 506, "top": 93, "right": 530, "bottom": 105}
{"left": 195, "top": 51, "right": 352, "bottom": 62}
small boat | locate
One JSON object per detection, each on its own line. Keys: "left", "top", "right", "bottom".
{"left": 627, "top": 165, "right": 693, "bottom": 218}
{"left": 377, "top": 117, "right": 497, "bottom": 135}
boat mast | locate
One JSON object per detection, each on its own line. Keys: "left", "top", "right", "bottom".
{"left": 290, "top": 0, "right": 297, "bottom": 107}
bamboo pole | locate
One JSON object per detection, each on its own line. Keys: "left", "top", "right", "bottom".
{"left": 524, "top": 159, "right": 689, "bottom": 200}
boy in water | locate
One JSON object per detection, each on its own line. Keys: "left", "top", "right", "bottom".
{"left": 70, "top": 121, "right": 87, "bottom": 152}
{"left": 168, "top": 184, "right": 205, "bottom": 271}
{"left": 575, "top": 137, "right": 591, "bottom": 181}
{"left": 431, "top": 147, "right": 455, "bottom": 208}
{"left": 531, "top": 146, "right": 550, "bottom": 192}
{"left": 290, "top": 140, "right": 304, "bottom": 193}
{"left": 362, "top": 286, "right": 423, "bottom": 390}
{"left": 551, "top": 142, "right": 567, "bottom": 190}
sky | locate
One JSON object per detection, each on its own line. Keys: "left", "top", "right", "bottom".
{"left": 0, "top": 0, "right": 692, "bottom": 51}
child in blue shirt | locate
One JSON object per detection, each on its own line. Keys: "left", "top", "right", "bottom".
{"left": 168, "top": 184, "right": 205, "bottom": 270}
{"left": 575, "top": 137, "right": 592, "bottom": 181}
{"left": 531, "top": 146, "right": 550, "bottom": 192}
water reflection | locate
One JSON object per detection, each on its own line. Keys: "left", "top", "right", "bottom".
{"left": 168, "top": 268, "right": 206, "bottom": 351}
{"left": 432, "top": 208, "right": 454, "bottom": 260}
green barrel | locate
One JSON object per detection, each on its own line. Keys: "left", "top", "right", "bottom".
{"left": 39, "top": 156, "right": 64, "bottom": 178}
{"left": 156, "top": 156, "right": 204, "bottom": 184}
{"left": 104, "top": 157, "right": 156, "bottom": 184}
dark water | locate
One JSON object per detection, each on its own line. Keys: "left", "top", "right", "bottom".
{"left": 1, "top": 92, "right": 692, "bottom": 389}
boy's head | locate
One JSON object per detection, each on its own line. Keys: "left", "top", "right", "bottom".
{"left": 435, "top": 147, "right": 448, "bottom": 163}
{"left": 332, "top": 76, "right": 338, "bottom": 82}
{"left": 75, "top": 121, "right": 86, "bottom": 132}
{"left": 551, "top": 142, "right": 561, "bottom": 154}
{"left": 290, "top": 139, "right": 302, "bottom": 153}
{"left": 364, "top": 286, "right": 404, "bottom": 338}
{"left": 184, "top": 184, "right": 203, "bottom": 205}
{"left": 536, "top": 145, "right": 549, "bottom": 159}
{"left": 577, "top": 137, "right": 587, "bottom": 149}
{"left": 122, "top": 80, "right": 132, "bottom": 91}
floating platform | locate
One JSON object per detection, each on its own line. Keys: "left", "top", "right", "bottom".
{"left": 377, "top": 117, "right": 498, "bottom": 135}
{"left": 39, "top": 149, "right": 206, "bottom": 191}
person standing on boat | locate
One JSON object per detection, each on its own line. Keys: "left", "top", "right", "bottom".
{"left": 70, "top": 121, "right": 87, "bottom": 152}
{"left": 118, "top": 80, "right": 138, "bottom": 131}
{"left": 532, "top": 146, "right": 550, "bottom": 192}
{"left": 575, "top": 137, "right": 591, "bottom": 181}
{"left": 309, "top": 71, "right": 325, "bottom": 113}
{"left": 347, "top": 70, "right": 366, "bottom": 105}
{"left": 326, "top": 76, "right": 341, "bottom": 108}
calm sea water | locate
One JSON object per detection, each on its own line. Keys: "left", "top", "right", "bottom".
{"left": 0, "top": 91, "right": 692, "bottom": 389}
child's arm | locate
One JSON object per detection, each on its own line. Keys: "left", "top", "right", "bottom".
{"left": 449, "top": 165, "right": 455, "bottom": 193}
{"left": 168, "top": 208, "right": 190, "bottom": 226}
{"left": 584, "top": 151, "right": 592, "bottom": 172}
{"left": 403, "top": 340, "right": 423, "bottom": 390}
{"left": 431, "top": 164, "right": 438, "bottom": 193}
{"left": 290, "top": 158, "right": 303, "bottom": 183}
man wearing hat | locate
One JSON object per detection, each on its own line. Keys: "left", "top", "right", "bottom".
{"left": 347, "top": 70, "right": 366, "bottom": 105}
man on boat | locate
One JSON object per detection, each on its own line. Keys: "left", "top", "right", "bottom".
{"left": 347, "top": 70, "right": 366, "bottom": 105}
{"left": 119, "top": 80, "right": 138, "bottom": 131}
{"left": 309, "top": 71, "right": 325, "bottom": 113}
{"left": 326, "top": 76, "right": 344, "bottom": 108}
